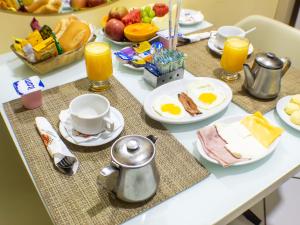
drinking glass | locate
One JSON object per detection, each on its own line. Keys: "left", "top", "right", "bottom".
{"left": 220, "top": 37, "right": 249, "bottom": 81}
{"left": 84, "top": 42, "right": 113, "bottom": 91}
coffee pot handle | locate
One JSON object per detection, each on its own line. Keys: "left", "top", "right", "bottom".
{"left": 280, "top": 57, "right": 291, "bottom": 77}
{"left": 104, "top": 117, "right": 114, "bottom": 132}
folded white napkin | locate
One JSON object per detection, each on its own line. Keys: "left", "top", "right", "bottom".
{"left": 59, "top": 110, "right": 105, "bottom": 144}
{"left": 179, "top": 31, "right": 216, "bottom": 43}
{"left": 35, "top": 117, "right": 79, "bottom": 175}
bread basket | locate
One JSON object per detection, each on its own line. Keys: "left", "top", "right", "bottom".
{"left": 11, "top": 35, "right": 96, "bottom": 74}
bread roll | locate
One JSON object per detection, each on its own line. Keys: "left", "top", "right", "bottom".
{"left": 25, "top": 0, "right": 48, "bottom": 12}
{"left": 53, "top": 15, "right": 79, "bottom": 39}
{"left": 58, "top": 21, "right": 91, "bottom": 52}
{"left": 26, "top": 0, "right": 61, "bottom": 13}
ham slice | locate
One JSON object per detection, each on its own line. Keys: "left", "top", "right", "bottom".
{"left": 197, "top": 125, "right": 245, "bottom": 167}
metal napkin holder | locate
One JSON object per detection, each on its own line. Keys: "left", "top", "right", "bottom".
{"left": 143, "top": 67, "right": 184, "bottom": 88}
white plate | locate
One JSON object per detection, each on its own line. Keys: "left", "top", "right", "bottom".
{"left": 102, "top": 29, "right": 132, "bottom": 46}
{"left": 276, "top": 96, "right": 300, "bottom": 131}
{"left": 208, "top": 36, "right": 254, "bottom": 56}
{"left": 59, "top": 107, "right": 124, "bottom": 147}
{"left": 196, "top": 115, "right": 282, "bottom": 166}
{"left": 179, "top": 9, "right": 204, "bottom": 26}
{"left": 143, "top": 77, "right": 232, "bottom": 124}
{"left": 102, "top": 29, "right": 159, "bottom": 46}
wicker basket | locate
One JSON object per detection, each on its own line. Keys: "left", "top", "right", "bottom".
{"left": 11, "top": 35, "right": 96, "bottom": 74}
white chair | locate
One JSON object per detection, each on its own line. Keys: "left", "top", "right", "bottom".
{"left": 235, "top": 15, "right": 300, "bottom": 69}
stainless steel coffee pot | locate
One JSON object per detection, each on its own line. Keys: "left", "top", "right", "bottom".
{"left": 243, "top": 52, "right": 291, "bottom": 99}
{"left": 100, "top": 135, "right": 159, "bottom": 203}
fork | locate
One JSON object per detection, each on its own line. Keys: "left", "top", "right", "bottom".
{"left": 57, "top": 156, "right": 75, "bottom": 174}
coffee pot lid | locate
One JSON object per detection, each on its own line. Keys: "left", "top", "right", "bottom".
{"left": 255, "top": 52, "right": 283, "bottom": 69}
{"left": 111, "top": 135, "right": 155, "bottom": 168}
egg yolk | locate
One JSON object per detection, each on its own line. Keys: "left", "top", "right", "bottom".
{"left": 161, "top": 104, "right": 181, "bottom": 115}
{"left": 199, "top": 93, "right": 217, "bottom": 104}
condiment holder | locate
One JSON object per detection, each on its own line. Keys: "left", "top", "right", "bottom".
{"left": 144, "top": 66, "right": 184, "bottom": 88}
{"left": 143, "top": 49, "right": 185, "bottom": 88}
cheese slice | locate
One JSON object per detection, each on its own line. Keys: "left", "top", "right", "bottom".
{"left": 241, "top": 112, "right": 283, "bottom": 148}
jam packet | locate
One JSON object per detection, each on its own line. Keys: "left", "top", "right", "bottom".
{"left": 13, "top": 76, "right": 45, "bottom": 109}
{"left": 114, "top": 47, "right": 135, "bottom": 63}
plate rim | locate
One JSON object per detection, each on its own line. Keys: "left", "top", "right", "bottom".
{"left": 143, "top": 77, "right": 233, "bottom": 124}
{"left": 276, "top": 95, "right": 300, "bottom": 131}
{"left": 196, "top": 115, "right": 282, "bottom": 166}
{"left": 59, "top": 107, "right": 124, "bottom": 147}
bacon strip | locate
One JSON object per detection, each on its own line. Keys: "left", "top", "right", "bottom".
{"left": 178, "top": 92, "right": 201, "bottom": 116}
{"left": 197, "top": 125, "right": 246, "bottom": 167}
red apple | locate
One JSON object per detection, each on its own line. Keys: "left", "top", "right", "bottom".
{"left": 108, "top": 6, "right": 128, "bottom": 20}
{"left": 105, "top": 19, "right": 125, "bottom": 41}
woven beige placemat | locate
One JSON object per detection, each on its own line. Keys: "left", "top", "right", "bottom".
{"left": 179, "top": 38, "right": 300, "bottom": 113}
{"left": 4, "top": 77, "right": 209, "bottom": 225}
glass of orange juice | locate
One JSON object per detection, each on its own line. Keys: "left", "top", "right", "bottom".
{"left": 84, "top": 42, "right": 113, "bottom": 91}
{"left": 220, "top": 37, "right": 249, "bottom": 81}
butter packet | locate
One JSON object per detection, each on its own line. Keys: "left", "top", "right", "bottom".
{"left": 133, "top": 41, "right": 151, "bottom": 54}
{"left": 33, "top": 36, "right": 58, "bottom": 61}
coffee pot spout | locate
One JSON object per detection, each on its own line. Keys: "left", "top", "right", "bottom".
{"left": 99, "top": 164, "right": 119, "bottom": 192}
{"left": 243, "top": 63, "right": 255, "bottom": 88}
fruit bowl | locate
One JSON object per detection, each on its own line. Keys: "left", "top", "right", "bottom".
{"left": 124, "top": 23, "right": 158, "bottom": 42}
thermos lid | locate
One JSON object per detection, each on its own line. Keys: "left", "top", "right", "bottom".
{"left": 255, "top": 52, "right": 283, "bottom": 69}
{"left": 111, "top": 135, "right": 156, "bottom": 168}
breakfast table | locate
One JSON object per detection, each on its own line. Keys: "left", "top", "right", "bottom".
{"left": 1, "top": 20, "right": 300, "bottom": 225}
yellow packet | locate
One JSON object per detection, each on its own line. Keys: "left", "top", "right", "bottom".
{"left": 133, "top": 41, "right": 151, "bottom": 54}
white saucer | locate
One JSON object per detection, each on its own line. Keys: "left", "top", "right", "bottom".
{"left": 276, "top": 96, "right": 300, "bottom": 131}
{"left": 207, "top": 36, "right": 254, "bottom": 56}
{"left": 59, "top": 107, "right": 125, "bottom": 147}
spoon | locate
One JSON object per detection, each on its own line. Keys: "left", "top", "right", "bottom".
{"left": 244, "top": 27, "right": 256, "bottom": 35}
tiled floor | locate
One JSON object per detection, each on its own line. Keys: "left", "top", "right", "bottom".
{"left": 266, "top": 178, "right": 300, "bottom": 225}
{"left": 230, "top": 177, "right": 300, "bottom": 225}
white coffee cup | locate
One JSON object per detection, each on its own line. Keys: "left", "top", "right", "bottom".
{"left": 215, "top": 26, "right": 245, "bottom": 49}
{"left": 69, "top": 94, "right": 114, "bottom": 135}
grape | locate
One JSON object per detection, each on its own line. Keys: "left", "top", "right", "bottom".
{"left": 142, "top": 16, "right": 152, "bottom": 23}
{"left": 149, "top": 9, "right": 155, "bottom": 18}
{"left": 145, "top": 6, "right": 151, "bottom": 14}
{"left": 141, "top": 10, "right": 147, "bottom": 18}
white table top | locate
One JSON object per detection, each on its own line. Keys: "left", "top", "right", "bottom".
{"left": 1, "top": 22, "right": 300, "bottom": 225}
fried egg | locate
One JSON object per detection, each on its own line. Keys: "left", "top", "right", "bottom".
{"left": 187, "top": 86, "right": 225, "bottom": 110}
{"left": 153, "top": 95, "right": 186, "bottom": 119}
